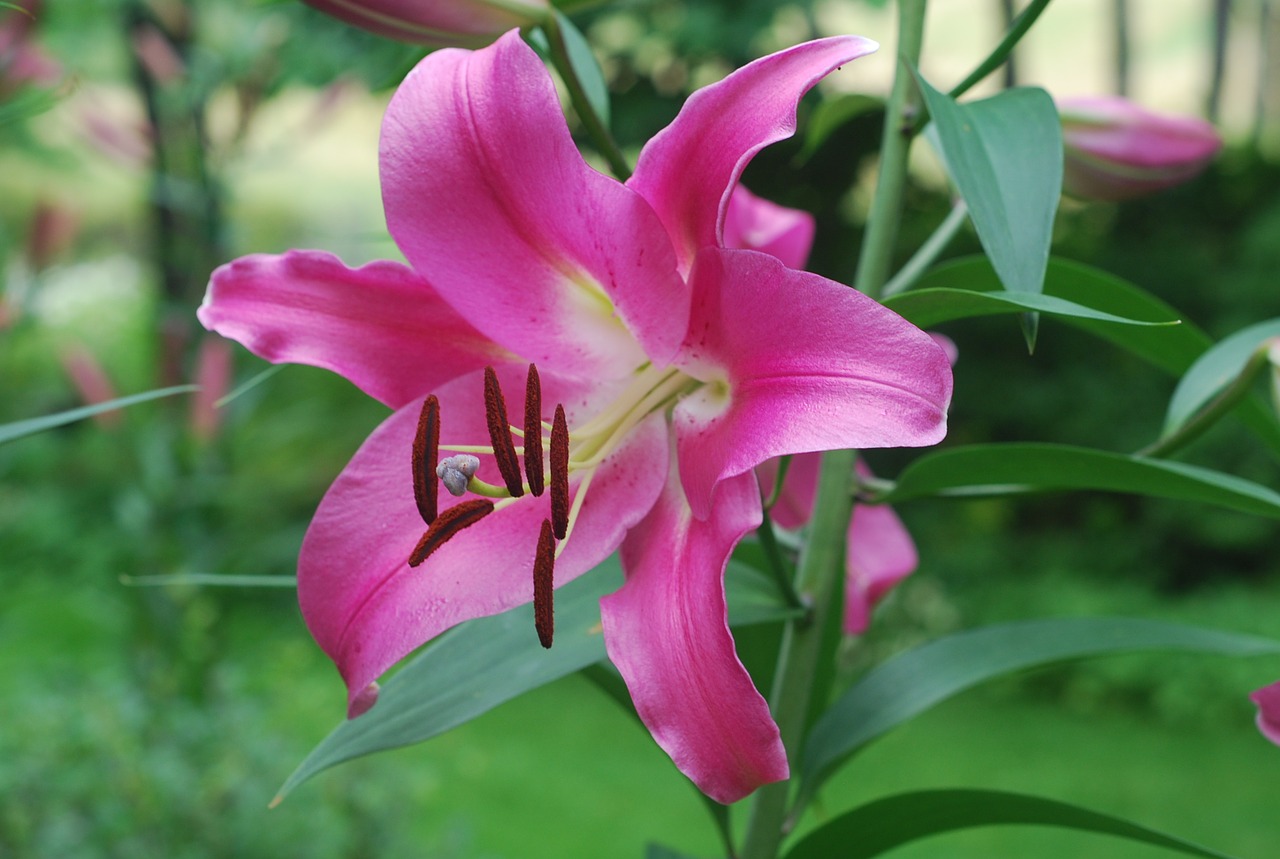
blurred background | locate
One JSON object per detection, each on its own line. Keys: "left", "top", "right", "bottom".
{"left": 2, "top": 0, "right": 1278, "bottom": 856}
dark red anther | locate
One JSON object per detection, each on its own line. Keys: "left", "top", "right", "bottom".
{"left": 523, "top": 364, "right": 544, "bottom": 497}
{"left": 411, "top": 395, "right": 440, "bottom": 524}
{"left": 533, "top": 518, "right": 555, "bottom": 648}
{"left": 550, "top": 404, "right": 570, "bottom": 540}
{"left": 484, "top": 367, "right": 525, "bottom": 498}
{"left": 408, "top": 499, "right": 495, "bottom": 567}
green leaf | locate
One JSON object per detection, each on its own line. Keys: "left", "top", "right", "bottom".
{"left": 725, "top": 559, "right": 805, "bottom": 627}
{"left": 119, "top": 574, "right": 296, "bottom": 588}
{"left": 1163, "top": 318, "right": 1280, "bottom": 437}
{"left": 798, "top": 618, "right": 1280, "bottom": 801}
{"left": 645, "top": 845, "right": 703, "bottom": 859}
{"left": 552, "top": 10, "right": 610, "bottom": 128}
{"left": 916, "top": 78, "right": 1061, "bottom": 298}
{"left": 215, "top": 364, "right": 284, "bottom": 408}
{"left": 881, "top": 442, "right": 1280, "bottom": 518}
{"left": 0, "top": 385, "right": 199, "bottom": 445}
{"left": 883, "top": 287, "right": 1176, "bottom": 329}
{"left": 913, "top": 256, "right": 1280, "bottom": 458}
{"left": 274, "top": 557, "right": 621, "bottom": 804}
{"left": 799, "top": 93, "right": 883, "bottom": 160}
{"left": 783, "top": 789, "right": 1239, "bottom": 859}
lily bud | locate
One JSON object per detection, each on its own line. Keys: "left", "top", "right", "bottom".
{"left": 1057, "top": 95, "right": 1221, "bottom": 202}
{"left": 1251, "top": 680, "right": 1280, "bottom": 746}
{"left": 300, "top": 0, "right": 550, "bottom": 47}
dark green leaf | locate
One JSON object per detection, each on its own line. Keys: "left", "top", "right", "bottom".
{"left": 274, "top": 557, "right": 621, "bottom": 803}
{"left": 784, "top": 789, "right": 1239, "bottom": 859}
{"left": 552, "top": 10, "right": 610, "bottom": 127}
{"left": 646, "top": 845, "right": 703, "bottom": 859}
{"left": 799, "top": 93, "right": 883, "bottom": 160}
{"left": 880, "top": 442, "right": 1280, "bottom": 517}
{"left": 1164, "top": 318, "right": 1280, "bottom": 436}
{"left": 0, "top": 385, "right": 199, "bottom": 445}
{"left": 883, "top": 287, "right": 1176, "bottom": 329}
{"left": 798, "top": 618, "right": 1280, "bottom": 799}
{"left": 119, "top": 574, "right": 296, "bottom": 588}
{"left": 916, "top": 76, "right": 1060, "bottom": 308}
{"left": 914, "top": 256, "right": 1280, "bottom": 457}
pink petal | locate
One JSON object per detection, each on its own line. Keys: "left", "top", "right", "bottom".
{"left": 674, "top": 248, "right": 952, "bottom": 520}
{"left": 722, "top": 185, "right": 815, "bottom": 270}
{"left": 298, "top": 365, "right": 670, "bottom": 715}
{"left": 602, "top": 468, "right": 786, "bottom": 804}
{"left": 301, "top": 0, "right": 547, "bottom": 47}
{"left": 1251, "top": 681, "right": 1280, "bottom": 747}
{"left": 756, "top": 452, "right": 820, "bottom": 531}
{"left": 198, "top": 250, "right": 508, "bottom": 409}
{"left": 628, "top": 36, "right": 876, "bottom": 272}
{"left": 380, "top": 31, "right": 688, "bottom": 376}
{"left": 844, "top": 494, "right": 917, "bottom": 635}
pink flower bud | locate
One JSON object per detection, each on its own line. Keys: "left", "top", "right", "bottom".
{"left": 1251, "top": 680, "right": 1280, "bottom": 747}
{"left": 301, "top": 0, "right": 550, "bottom": 47}
{"left": 1058, "top": 95, "right": 1222, "bottom": 202}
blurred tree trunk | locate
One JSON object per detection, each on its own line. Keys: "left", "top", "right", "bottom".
{"left": 1207, "top": 0, "right": 1232, "bottom": 122}
{"left": 124, "top": 0, "right": 224, "bottom": 387}
{"left": 1113, "top": 0, "right": 1131, "bottom": 96}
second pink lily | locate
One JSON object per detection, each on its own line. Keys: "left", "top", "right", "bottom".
{"left": 199, "top": 31, "right": 952, "bottom": 803}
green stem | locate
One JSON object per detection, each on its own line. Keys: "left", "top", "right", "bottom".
{"left": 542, "top": 14, "right": 632, "bottom": 181}
{"left": 1136, "top": 345, "right": 1275, "bottom": 459}
{"left": 756, "top": 508, "right": 806, "bottom": 613}
{"left": 948, "top": 0, "right": 1053, "bottom": 99}
{"left": 740, "top": 6, "right": 930, "bottom": 858}
{"left": 881, "top": 198, "right": 969, "bottom": 298}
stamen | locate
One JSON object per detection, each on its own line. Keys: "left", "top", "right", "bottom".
{"left": 524, "top": 364, "right": 545, "bottom": 497}
{"left": 533, "top": 518, "right": 555, "bottom": 648}
{"left": 412, "top": 395, "right": 440, "bottom": 524}
{"left": 408, "top": 498, "right": 495, "bottom": 567}
{"left": 436, "top": 454, "right": 480, "bottom": 497}
{"left": 484, "top": 367, "right": 525, "bottom": 498}
{"left": 550, "top": 404, "right": 570, "bottom": 540}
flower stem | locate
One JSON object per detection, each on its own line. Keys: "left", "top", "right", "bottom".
{"left": 741, "top": 6, "right": 930, "bottom": 858}
{"left": 756, "top": 508, "right": 805, "bottom": 613}
{"left": 1136, "top": 344, "right": 1275, "bottom": 459}
{"left": 881, "top": 198, "right": 968, "bottom": 298}
{"left": 542, "top": 13, "right": 632, "bottom": 181}
{"left": 948, "top": 0, "right": 1053, "bottom": 99}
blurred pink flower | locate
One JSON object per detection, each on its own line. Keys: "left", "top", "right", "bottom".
{"left": 189, "top": 335, "right": 233, "bottom": 442}
{"left": 59, "top": 344, "right": 122, "bottom": 429}
{"left": 201, "top": 32, "right": 953, "bottom": 802}
{"left": 301, "top": 0, "right": 550, "bottom": 46}
{"left": 1251, "top": 680, "right": 1280, "bottom": 746}
{"left": 1058, "top": 95, "right": 1222, "bottom": 202}
{"left": 0, "top": 0, "right": 60, "bottom": 93}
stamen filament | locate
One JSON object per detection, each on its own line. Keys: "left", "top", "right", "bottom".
{"left": 555, "top": 467, "right": 595, "bottom": 559}
{"left": 533, "top": 519, "right": 555, "bottom": 648}
{"left": 408, "top": 499, "right": 495, "bottom": 567}
{"left": 484, "top": 367, "right": 525, "bottom": 498}
{"left": 571, "top": 370, "right": 691, "bottom": 469}
{"left": 411, "top": 396, "right": 440, "bottom": 524}
{"left": 524, "top": 364, "right": 545, "bottom": 497}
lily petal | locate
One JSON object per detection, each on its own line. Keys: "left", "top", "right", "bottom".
{"left": 380, "top": 31, "right": 688, "bottom": 375}
{"left": 602, "top": 468, "right": 786, "bottom": 804}
{"left": 722, "top": 184, "right": 816, "bottom": 271}
{"left": 1251, "top": 680, "right": 1280, "bottom": 746}
{"left": 674, "top": 248, "right": 952, "bottom": 519}
{"left": 298, "top": 365, "right": 670, "bottom": 715}
{"left": 629, "top": 36, "right": 877, "bottom": 272}
{"left": 198, "top": 250, "right": 506, "bottom": 409}
{"left": 844, "top": 495, "right": 917, "bottom": 634}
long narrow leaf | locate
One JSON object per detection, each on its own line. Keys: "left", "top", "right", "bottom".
{"left": 274, "top": 558, "right": 621, "bottom": 803}
{"left": 1164, "top": 318, "right": 1280, "bottom": 436}
{"left": 798, "top": 618, "right": 1280, "bottom": 800}
{"left": 783, "top": 789, "right": 1238, "bottom": 859}
{"left": 881, "top": 442, "right": 1280, "bottom": 518}
{"left": 884, "top": 287, "right": 1176, "bottom": 329}
{"left": 0, "top": 385, "right": 198, "bottom": 445}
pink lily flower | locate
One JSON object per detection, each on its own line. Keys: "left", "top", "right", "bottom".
{"left": 199, "top": 31, "right": 952, "bottom": 803}
{"left": 1057, "top": 95, "right": 1222, "bottom": 202}
{"left": 301, "top": 0, "right": 549, "bottom": 47}
{"left": 1252, "top": 681, "right": 1280, "bottom": 746}
{"left": 724, "top": 184, "right": 924, "bottom": 635}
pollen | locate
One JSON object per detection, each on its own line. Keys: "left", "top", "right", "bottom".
{"left": 484, "top": 367, "right": 525, "bottom": 498}
{"left": 533, "top": 518, "right": 555, "bottom": 648}
{"left": 411, "top": 395, "right": 440, "bottom": 524}
{"left": 524, "top": 364, "right": 545, "bottom": 497}
{"left": 408, "top": 498, "right": 495, "bottom": 567}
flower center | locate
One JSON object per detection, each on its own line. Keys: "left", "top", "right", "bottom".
{"left": 405, "top": 362, "right": 697, "bottom": 648}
